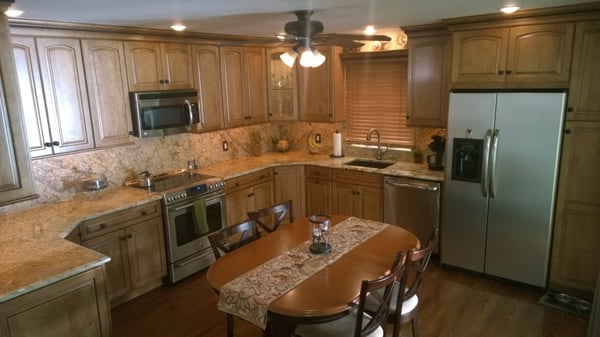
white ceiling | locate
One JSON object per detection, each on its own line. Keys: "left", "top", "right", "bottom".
{"left": 8, "top": 0, "right": 595, "bottom": 37}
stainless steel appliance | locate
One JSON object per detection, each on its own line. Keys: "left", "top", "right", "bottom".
{"left": 442, "top": 91, "right": 566, "bottom": 287}
{"left": 383, "top": 176, "right": 440, "bottom": 252}
{"left": 126, "top": 169, "right": 226, "bottom": 283}
{"left": 129, "top": 89, "right": 200, "bottom": 138}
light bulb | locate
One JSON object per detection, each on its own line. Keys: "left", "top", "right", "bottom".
{"left": 500, "top": 6, "right": 520, "bottom": 14}
{"left": 311, "top": 49, "right": 326, "bottom": 67}
{"left": 280, "top": 49, "right": 297, "bottom": 67}
{"left": 5, "top": 9, "right": 23, "bottom": 17}
{"left": 299, "top": 49, "right": 315, "bottom": 67}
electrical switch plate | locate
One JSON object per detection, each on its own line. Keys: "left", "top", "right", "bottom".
{"left": 315, "top": 133, "right": 321, "bottom": 143}
{"left": 222, "top": 141, "right": 229, "bottom": 151}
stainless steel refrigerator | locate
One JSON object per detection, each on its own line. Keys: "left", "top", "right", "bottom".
{"left": 441, "top": 91, "right": 566, "bottom": 287}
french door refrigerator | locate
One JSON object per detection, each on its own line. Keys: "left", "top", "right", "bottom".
{"left": 441, "top": 91, "right": 566, "bottom": 287}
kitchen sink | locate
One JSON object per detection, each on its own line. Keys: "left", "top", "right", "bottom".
{"left": 344, "top": 159, "right": 395, "bottom": 169}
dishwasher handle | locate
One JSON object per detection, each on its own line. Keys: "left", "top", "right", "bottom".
{"left": 385, "top": 179, "right": 439, "bottom": 192}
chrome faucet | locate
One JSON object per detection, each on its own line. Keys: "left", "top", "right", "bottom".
{"left": 366, "top": 128, "right": 388, "bottom": 160}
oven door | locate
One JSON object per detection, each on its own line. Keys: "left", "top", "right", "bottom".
{"left": 164, "top": 191, "right": 226, "bottom": 264}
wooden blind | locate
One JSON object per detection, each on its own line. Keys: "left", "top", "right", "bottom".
{"left": 344, "top": 57, "right": 414, "bottom": 147}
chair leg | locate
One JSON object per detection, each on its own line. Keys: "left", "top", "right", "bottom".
{"left": 411, "top": 317, "right": 419, "bottom": 337}
{"left": 227, "top": 313, "right": 234, "bottom": 337}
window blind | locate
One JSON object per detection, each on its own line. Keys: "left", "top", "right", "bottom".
{"left": 345, "top": 57, "right": 414, "bottom": 147}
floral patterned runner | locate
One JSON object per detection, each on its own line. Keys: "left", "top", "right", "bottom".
{"left": 217, "top": 216, "right": 389, "bottom": 329}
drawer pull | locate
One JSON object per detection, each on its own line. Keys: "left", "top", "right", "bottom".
{"left": 141, "top": 211, "right": 147, "bottom": 216}
{"left": 99, "top": 223, "right": 107, "bottom": 229}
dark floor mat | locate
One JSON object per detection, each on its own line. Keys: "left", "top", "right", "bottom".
{"left": 538, "top": 290, "right": 592, "bottom": 318}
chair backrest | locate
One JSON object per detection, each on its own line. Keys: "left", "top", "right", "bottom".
{"left": 355, "top": 251, "right": 408, "bottom": 337}
{"left": 247, "top": 200, "right": 294, "bottom": 234}
{"left": 208, "top": 219, "right": 259, "bottom": 260}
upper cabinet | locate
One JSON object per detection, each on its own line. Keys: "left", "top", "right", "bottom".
{"left": 266, "top": 48, "right": 297, "bottom": 121}
{"left": 191, "top": 44, "right": 224, "bottom": 132}
{"left": 450, "top": 23, "right": 574, "bottom": 89}
{"left": 220, "top": 46, "right": 268, "bottom": 127}
{"left": 404, "top": 25, "right": 451, "bottom": 127}
{"left": 0, "top": 12, "right": 36, "bottom": 205}
{"left": 566, "top": 20, "right": 600, "bottom": 121}
{"left": 124, "top": 41, "right": 194, "bottom": 91}
{"left": 298, "top": 45, "right": 345, "bottom": 122}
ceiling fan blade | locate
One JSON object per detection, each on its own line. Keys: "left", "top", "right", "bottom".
{"left": 314, "top": 39, "right": 365, "bottom": 49}
{"left": 317, "top": 33, "right": 392, "bottom": 42}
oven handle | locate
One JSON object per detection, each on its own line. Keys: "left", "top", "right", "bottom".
{"left": 168, "top": 192, "right": 225, "bottom": 211}
{"left": 174, "top": 252, "right": 212, "bottom": 267}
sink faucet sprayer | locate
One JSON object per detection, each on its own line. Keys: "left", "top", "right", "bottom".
{"left": 366, "top": 128, "right": 388, "bottom": 160}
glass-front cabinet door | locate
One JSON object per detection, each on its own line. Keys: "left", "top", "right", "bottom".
{"left": 266, "top": 48, "right": 297, "bottom": 120}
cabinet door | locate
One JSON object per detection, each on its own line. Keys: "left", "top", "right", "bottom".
{"left": 567, "top": 21, "right": 600, "bottom": 122}
{"left": 306, "top": 178, "right": 332, "bottom": 216}
{"left": 11, "top": 36, "right": 53, "bottom": 157}
{"left": 274, "top": 166, "right": 306, "bottom": 218}
{"left": 126, "top": 217, "right": 167, "bottom": 288}
{"left": 451, "top": 28, "right": 509, "bottom": 87}
{"left": 251, "top": 180, "right": 274, "bottom": 215}
{"left": 82, "top": 230, "right": 131, "bottom": 303}
{"left": 220, "top": 47, "right": 246, "bottom": 127}
{"left": 506, "top": 23, "right": 574, "bottom": 86}
{"left": 124, "top": 41, "right": 162, "bottom": 91}
{"left": 550, "top": 121, "right": 600, "bottom": 297}
{"left": 81, "top": 39, "right": 133, "bottom": 148}
{"left": 332, "top": 181, "right": 359, "bottom": 218}
{"left": 407, "top": 34, "right": 451, "bottom": 127}
{"left": 161, "top": 43, "right": 194, "bottom": 90}
{"left": 245, "top": 47, "right": 268, "bottom": 125}
{"left": 226, "top": 188, "right": 251, "bottom": 226}
{"left": 36, "top": 37, "right": 94, "bottom": 154}
{"left": 191, "top": 44, "right": 224, "bottom": 131}
{"left": 360, "top": 185, "right": 383, "bottom": 221}
{"left": 267, "top": 48, "right": 297, "bottom": 121}
{"left": 298, "top": 47, "right": 332, "bottom": 121}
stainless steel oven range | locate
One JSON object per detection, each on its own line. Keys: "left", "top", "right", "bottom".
{"left": 126, "top": 169, "right": 226, "bottom": 283}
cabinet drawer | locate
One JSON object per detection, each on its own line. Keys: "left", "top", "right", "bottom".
{"left": 226, "top": 168, "right": 273, "bottom": 193}
{"left": 79, "top": 201, "right": 162, "bottom": 240}
{"left": 333, "top": 169, "right": 383, "bottom": 188}
{"left": 306, "top": 166, "right": 332, "bottom": 180}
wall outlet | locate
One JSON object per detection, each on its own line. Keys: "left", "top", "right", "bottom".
{"left": 315, "top": 133, "right": 321, "bottom": 143}
{"left": 222, "top": 141, "right": 229, "bottom": 151}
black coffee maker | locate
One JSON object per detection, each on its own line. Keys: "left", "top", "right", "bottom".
{"left": 427, "top": 133, "right": 446, "bottom": 171}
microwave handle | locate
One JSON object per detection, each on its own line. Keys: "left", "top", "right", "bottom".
{"left": 185, "top": 100, "right": 194, "bottom": 131}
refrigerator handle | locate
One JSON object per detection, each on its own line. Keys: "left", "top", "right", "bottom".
{"left": 489, "top": 129, "right": 500, "bottom": 198}
{"left": 481, "top": 129, "right": 493, "bottom": 197}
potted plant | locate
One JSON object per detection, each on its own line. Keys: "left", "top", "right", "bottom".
{"left": 412, "top": 150, "right": 424, "bottom": 164}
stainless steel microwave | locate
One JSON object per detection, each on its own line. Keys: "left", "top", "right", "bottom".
{"left": 129, "top": 89, "right": 200, "bottom": 138}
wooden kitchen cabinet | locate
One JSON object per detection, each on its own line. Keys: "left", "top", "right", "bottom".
{"left": 274, "top": 165, "right": 306, "bottom": 218}
{"left": 220, "top": 46, "right": 268, "bottom": 127}
{"left": 225, "top": 168, "right": 274, "bottom": 226}
{"left": 81, "top": 39, "right": 133, "bottom": 148}
{"left": 0, "top": 266, "right": 111, "bottom": 337}
{"left": 191, "top": 44, "right": 224, "bottom": 132}
{"left": 404, "top": 25, "right": 451, "bottom": 127}
{"left": 550, "top": 121, "right": 600, "bottom": 299}
{"left": 566, "top": 20, "right": 600, "bottom": 122}
{"left": 298, "top": 45, "right": 345, "bottom": 122}
{"left": 305, "top": 166, "right": 333, "bottom": 216}
{"left": 79, "top": 201, "right": 166, "bottom": 307}
{"left": 266, "top": 47, "right": 297, "bottom": 121}
{"left": 332, "top": 169, "right": 383, "bottom": 221}
{"left": 450, "top": 23, "right": 574, "bottom": 88}
{"left": 124, "top": 41, "right": 194, "bottom": 91}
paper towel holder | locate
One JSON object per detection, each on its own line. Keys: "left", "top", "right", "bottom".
{"left": 331, "top": 130, "right": 344, "bottom": 158}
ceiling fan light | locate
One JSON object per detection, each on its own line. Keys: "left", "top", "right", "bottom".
{"left": 311, "top": 49, "right": 326, "bottom": 67}
{"left": 500, "top": 5, "right": 520, "bottom": 14}
{"left": 280, "top": 49, "right": 298, "bottom": 68}
{"left": 299, "top": 49, "right": 316, "bottom": 67}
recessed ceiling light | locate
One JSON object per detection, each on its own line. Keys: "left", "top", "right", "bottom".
{"left": 170, "top": 24, "right": 187, "bottom": 31}
{"left": 500, "top": 5, "right": 520, "bottom": 14}
{"left": 5, "top": 9, "right": 24, "bottom": 18}
{"left": 363, "top": 25, "right": 376, "bottom": 35}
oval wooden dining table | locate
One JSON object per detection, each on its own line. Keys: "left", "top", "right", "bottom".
{"left": 206, "top": 215, "right": 420, "bottom": 337}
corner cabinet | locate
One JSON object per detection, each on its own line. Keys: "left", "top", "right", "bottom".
{"left": 450, "top": 22, "right": 574, "bottom": 89}
{"left": 191, "top": 44, "right": 224, "bottom": 132}
{"left": 298, "top": 45, "right": 345, "bottom": 122}
{"left": 404, "top": 25, "right": 451, "bottom": 127}
{"left": 0, "top": 12, "right": 36, "bottom": 205}
{"left": 124, "top": 41, "right": 194, "bottom": 91}
{"left": 220, "top": 46, "right": 268, "bottom": 127}
{"left": 266, "top": 48, "right": 297, "bottom": 121}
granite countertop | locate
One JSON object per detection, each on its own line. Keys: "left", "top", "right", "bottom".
{"left": 0, "top": 187, "right": 162, "bottom": 303}
{"left": 0, "top": 152, "right": 442, "bottom": 303}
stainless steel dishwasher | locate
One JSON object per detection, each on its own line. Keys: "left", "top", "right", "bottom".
{"left": 383, "top": 176, "right": 441, "bottom": 252}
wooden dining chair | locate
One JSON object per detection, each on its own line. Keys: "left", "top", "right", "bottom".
{"left": 293, "top": 251, "right": 408, "bottom": 337}
{"left": 367, "top": 228, "right": 439, "bottom": 337}
{"left": 207, "top": 219, "right": 260, "bottom": 260}
{"left": 247, "top": 200, "right": 294, "bottom": 234}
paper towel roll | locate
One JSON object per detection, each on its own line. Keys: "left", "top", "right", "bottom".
{"left": 333, "top": 131, "right": 343, "bottom": 157}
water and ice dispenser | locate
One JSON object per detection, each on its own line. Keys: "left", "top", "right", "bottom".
{"left": 451, "top": 138, "right": 483, "bottom": 183}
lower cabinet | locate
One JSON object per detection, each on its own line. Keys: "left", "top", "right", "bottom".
{"left": 225, "top": 168, "right": 274, "bottom": 226}
{"left": 79, "top": 201, "right": 166, "bottom": 307}
{"left": 332, "top": 169, "right": 383, "bottom": 221}
{"left": 0, "top": 266, "right": 111, "bottom": 337}
{"left": 274, "top": 165, "right": 306, "bottom": 219}
{"left": 305, "top": 166, "right": 333, "bottom": 216}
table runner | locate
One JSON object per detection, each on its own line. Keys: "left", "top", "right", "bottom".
{"left": 217, "top": 216, "right": 389, "bottom": 329}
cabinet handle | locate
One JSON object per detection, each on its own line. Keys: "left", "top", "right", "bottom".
{"left": 141, "top": 211, "right": 147, "bottom": 216}
{"left": 565, "top": 129, "right": 571, "bottom": 134}
{"left": 406, "top": 116, "right": 410, "bottom": 120}
{"left": 120, "top": 236, "right": 127, "bottom": 241}
{"left": 498, "top": 70, "right": 505, "bottom": 75}
{"left": 127, "top": 234, "right": 133, "bottom": 239}
{"left": 44, "top": 141, "right": 60, "bottom": 147}
{"left": 99, "top": 223, "right": 107, "bottom": 229}
{"left": 159, "top": 79, "right": 164, "bottom": 84}
{"left": 567, "top": 107, "right": 574, "bottom": 112}
{"left": 164, "top": 79, "right": 170, "bottom": 84}
{"left": 269, "top": 113, "right": 273, "bottom": 116}
{"left": 506, "top": 70, "right": 512, "bottom": 75}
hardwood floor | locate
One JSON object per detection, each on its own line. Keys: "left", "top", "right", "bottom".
{"left": 111, "top": 256, "right": 589, "bottom": 337}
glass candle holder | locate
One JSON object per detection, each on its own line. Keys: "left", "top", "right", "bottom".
{"left": 309, "top": 214, "right": 331, "bottom": 254}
